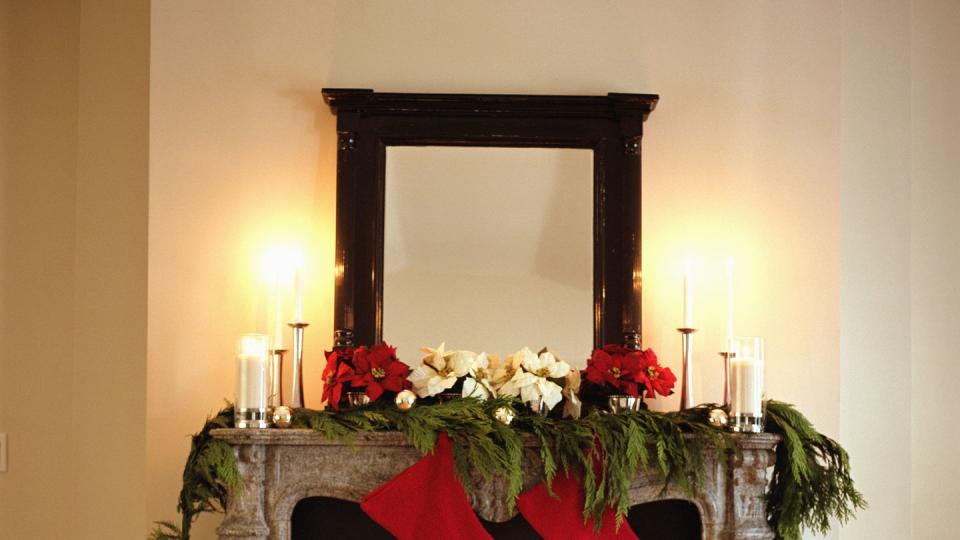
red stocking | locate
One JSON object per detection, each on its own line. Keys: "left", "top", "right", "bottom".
{"left": 361, "top": 433, "right": 492, "bottom": 540}
{"left": 517, "top": 469, "right": 638, "bottom": 540}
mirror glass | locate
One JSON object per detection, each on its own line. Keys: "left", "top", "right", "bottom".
{"left": 383, "top": 146, "right": 593, "bottom": 368}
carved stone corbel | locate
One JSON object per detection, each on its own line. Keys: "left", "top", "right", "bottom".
{"left": 216, "top": 444, "right": 269, "bottom": 540}
{"left": 730, "top": 438, "right": 776, "bottom": 540}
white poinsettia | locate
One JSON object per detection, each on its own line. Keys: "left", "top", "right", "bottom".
{"left": 408, "top": 343, "right": 475, "bottom": 398}
{"left": 498, "top": 347, "right": 572, "bottom": 411}
{"left": 490, "top": 349, "right": 524, "bottom": 390}
{"left": 522, "top": 349, "right": 571, "bottom": 380}
{"left": 462, "top": 352, "right": 498, "bottom": 400}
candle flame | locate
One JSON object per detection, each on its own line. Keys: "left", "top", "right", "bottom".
{"left": 238, "top": 333, "right": 269, "bottom": 357}
{"left": 260, "top": 245, "right": 304, "bottom": 283}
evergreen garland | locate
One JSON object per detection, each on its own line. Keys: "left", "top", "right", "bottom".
{"left": 292, "top": 396, "right": 525, "bottom": 507}
{"left": 149, "top": 399, "right": 863, "bottom": 540}
{"left": 517, "top": 407, "right": 738, "bottom": 529}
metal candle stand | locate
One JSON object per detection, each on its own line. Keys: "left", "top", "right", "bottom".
{"left": 719, "top": 351, "right": 733, "bottom": 408}
{"left": 288, "top": 322, "right": 309, "bottom": 408}
{"left": 269, "top": 349, "right": 287, "bottom": 410}
{"left": 677, "top": 327, "right": 696, "bottom": 410}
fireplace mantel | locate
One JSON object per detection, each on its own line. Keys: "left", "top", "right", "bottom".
{"left": 211, "top": 428, "right": 779, "bottom": 540}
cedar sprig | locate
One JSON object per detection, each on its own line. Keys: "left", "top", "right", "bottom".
{"left": 764, "top": 400, "right": 867, "bottom": 540}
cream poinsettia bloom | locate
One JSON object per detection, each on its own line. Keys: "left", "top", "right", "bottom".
{"left": 490, "top": 349, "right": 524, "bottom": 390}
{"left": 462, "top": 352, "right": 498, "bottom": 400}
{"left": 408, "top": 343, "right": 475, "bottom": 398}
{"left": 498, "top": 347, "right": 572, "bottom": 411}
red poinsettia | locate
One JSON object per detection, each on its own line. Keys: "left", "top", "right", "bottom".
{"left": 585, "top": 348, "right": 645, "bottom": 396}
{"left": 322, "top": 349, "right": 355, "bottom": 410}
{"left": 350, "top": 343, "right": 412, "bottom": 401}
{"left": 636, "top": 349, "right": 676, "bottom": 398}
{"left": 584, "top": 345, "right": 675, "bottom": 398}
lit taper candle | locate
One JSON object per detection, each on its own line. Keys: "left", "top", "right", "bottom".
{"left": 272, "top": 273, "right": 285, "bottom": 350}
{"left": 726, "top": 257, "right": 735, "bottom": 348}
{"left": 292, "top": 266, "right": 304, "bottom": 323}
{"left": 683, "top": 262, "right": 694, "bottom": 329}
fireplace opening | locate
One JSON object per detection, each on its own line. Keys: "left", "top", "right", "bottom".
{"left": 627, "top": 499, "right": 702, "bottom": 539}
{"left": 291, "top": 496, "right": 702, "bottom": 539}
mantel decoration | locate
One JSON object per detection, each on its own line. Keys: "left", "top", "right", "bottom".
{"left": 149, "top": 342, "right": 864, "bottom": 540}
{"left": 321, "top": 342, "right": 413, "bottom": 410}
{"left": 582, "top": 344, "right": 676, "bottom": 414}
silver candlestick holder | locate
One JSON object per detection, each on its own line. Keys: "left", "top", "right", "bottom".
{"left": 288, "top": 322, "right": 309, "bottom": 408}
{"left": 719, "top": 351, "right": 734, "bottom": 409}
{"left": 677, "top": 327, "right": 696, "bottom": 410}
{"left": 269, "top": 349, "right": 287, "bottom": 410}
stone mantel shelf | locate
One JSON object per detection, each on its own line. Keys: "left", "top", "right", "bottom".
{"left": 211, "top": 428, "right": 780, "bottom": 540}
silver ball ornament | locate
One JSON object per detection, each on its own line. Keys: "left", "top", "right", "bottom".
{"left": 494, "top": 406, "right": 515, "bottom": 426}
{"left": 272, "top": 406, "right": 293, "bottom": 428}
{"left": 394, "top": 389, "right": 417, "bottom": 411}
{"left": 707, "top": 408, "right": 729, "bottom": 428}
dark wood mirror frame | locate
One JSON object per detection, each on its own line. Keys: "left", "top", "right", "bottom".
{"left": 322, "top": 88, "right": 658, "bottom": 349}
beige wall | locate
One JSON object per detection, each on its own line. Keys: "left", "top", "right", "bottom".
{"left": 73, "top": 0, "right": 150, "bottom": 535}
{"left": 910, "top": 1, "right": 960, "bottom": 538}
{"left": 839, "top": 1, "right": 912, "bottom": 538}
{"left": 0, "top": 1, "right": 149, "bottom": 538}
{"left": 1, "top": 2, "right": 81, "bottom": 536}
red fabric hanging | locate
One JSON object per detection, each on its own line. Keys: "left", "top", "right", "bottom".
{"left": 360, "top": 433, "right": 492, "bottom": 540}
{"left": 517, "top": 469, "right": 638, "bottom": 540}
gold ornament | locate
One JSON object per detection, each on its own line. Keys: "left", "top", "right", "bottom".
{"left": 708, "top": 408, "right": 729, "bottom": 428}
{"left": 394, "top": 389, "right": 417, "bottom": 411}
{"left": 494, "top": 406, "right": 515, "bottom": 425}
{"left": 271, "top": 406, "right": 293, "bottom": 428}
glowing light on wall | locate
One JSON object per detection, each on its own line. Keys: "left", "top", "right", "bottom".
{"left": 260, "top": 245, "right": 305, "bottom": 349}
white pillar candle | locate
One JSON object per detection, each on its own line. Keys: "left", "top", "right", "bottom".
{"left": 682, "top": 264, "right": 693, "bottom": 328}
{"left": 731, "top": 337, "right": 764, "bottom": 418}
{"left": 236, "top": 334, "right": 269, "bottom": 415}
